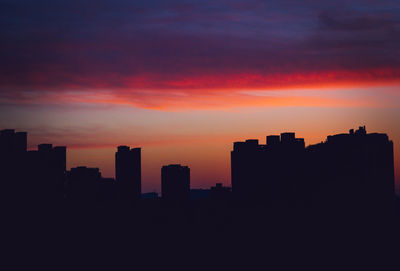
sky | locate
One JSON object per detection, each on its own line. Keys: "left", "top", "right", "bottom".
{"left": 0, "top": 0, "right": 399, "bottom": 194}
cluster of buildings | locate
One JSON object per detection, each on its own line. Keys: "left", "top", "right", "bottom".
{"left": 231, "top": 126, "right": 395, "bottom": 211}
{"left": 0, "top": 130, "right": 190, "bottom": 206}
{"left": 0, "top": 126, "right": 395, "bottom": 212}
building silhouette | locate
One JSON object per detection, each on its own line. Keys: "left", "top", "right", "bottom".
{"left": 161, "top": 164, "right": 190, "bottom": 202}
{"left": 0, "top": 129, "right": 27, "bottom": 154}
{"left": 0, "top": 129, "right": 27, "bottom": 203}
{"left": 231, "top": 133, "right": 305, "bottom": 205}
{"left": 231, "top": 126, "right": 395, "bottom": 211}
{"left": 306, "top": 126, "right": 395, "bottom": 212}
{"left": 0, "top": 126, "right": 396, "bottom": 224}
{"left": 210, "top": 183, "right": 231, "bottom": 201}
{"left": 142, "top": 192, "right": 159, "bottom": 199}
{"left": 98, "top": 177, "right": 118, "bottom": 203}
{"left": 190, "top": 189, "right": 210, "bottom": 200}
{"left": 26, "top": 143, "right": 66, "bottom": 206}
{"left": 115, "top": 146, "right": 141, "bottom": 202}
{"left": 0, "top": 129, "right": 27, "bottom": 173}
{"left": 66, "top": 166, "right": 101, "bottom": 205}
{"left": 0, "top": 129, "right": 28, "bottom": 207}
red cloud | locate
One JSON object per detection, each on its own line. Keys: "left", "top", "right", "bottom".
{"left": 1, "top": 68, "right": 399, "bottom": 110}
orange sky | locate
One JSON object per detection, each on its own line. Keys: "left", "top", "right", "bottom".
{"left": 2, "top": 85, "right": 398, "bottom": 194}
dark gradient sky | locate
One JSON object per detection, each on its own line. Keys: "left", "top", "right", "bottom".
{"left": 1, "top": 0, "right": 399, "bottom": 193}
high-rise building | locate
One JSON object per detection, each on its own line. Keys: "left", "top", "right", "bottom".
{"left": 27, "top": 144, "right": 67, "bottom": 204}
{"left": 66, "top": 166, "right": 101, "bottom": 205}
{"left": 98, "top": 178, "right": 118, "bottom": 203}
{"left": 161, "top": 164, "right": 190, "bottom": 202}
{"left": 231, "top": 133, "right": 306, "bottom": 204}
{"left": 0, "top": 129, "right": 28, "bottom": 204}
{"left": 0, "top": 129, "right": 27, "bottom": 154}
{"left": 0, "top": 130, "right": 27, "bottom": 177}
{"left": 115, "top": 146, "right": 141, "bottom": 202}
{"left": 231, "top": 126, "right": 395, "bottom": 212}
{"left": 306, "top": 126, "right": 395, "bottom": 212}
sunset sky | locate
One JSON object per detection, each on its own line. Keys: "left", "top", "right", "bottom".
{"left": 0, "top": 0, "right": 399, "bottom": 193}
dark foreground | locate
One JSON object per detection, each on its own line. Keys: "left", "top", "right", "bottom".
{"left": 4, "top": 197, "right": 400, "bottom": 269}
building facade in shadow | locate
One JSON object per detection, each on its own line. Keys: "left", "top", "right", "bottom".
{"left": 231, "top": 133, "right": 306, "bottom": 206}
{"left": 115, "top": 146, "right": 141, "bottom": 203}
{"left": 161, "top": 164, "right": 190, "bottom": 202}
{"left": 306, "top": 126, "right": 395, "bottom": 213}
{"left": 210, "top": 183, "right": 231, "bottom": 201}
{"left": 98, "top": 177, "right": 118, "bottom": 203}
{"left": 0, "top": 129, "right": 27, "bottom": 205}
{"left": 0, "top": 126, "right": 395, "bottom": 220}
{"left": 231, "top": 126, "right": 395, "bottom": 212}
{"left": 66, "top": 166, "right": 101, "bottom": 206}
{"left": 26, "top": 143, "right": 66, "bottom": 207}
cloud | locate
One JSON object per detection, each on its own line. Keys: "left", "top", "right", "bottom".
{"left": 318, "top": 10, "right": 399, "bottom": 32}
{"left": 0, "top": 0, "right": 399, "bottom": 109}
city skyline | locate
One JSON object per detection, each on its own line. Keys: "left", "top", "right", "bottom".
{"left": 4, "top": 125, "right": 398, "bottom": 196}
{"left": 1, "top": 0, "right": 399, "bottom": 194}
{"left": 2, "top": 124, "right": 397, "bottom": 266}
{"left": 2, "top": 1, "right": 400, "bottom": 265}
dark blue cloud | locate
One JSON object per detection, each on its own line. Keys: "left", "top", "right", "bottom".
{"left": 0, "top": 0, "right": 399, "bottom": 91}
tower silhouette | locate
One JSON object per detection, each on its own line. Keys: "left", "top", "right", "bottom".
{"left": 231, "top": 133, "right": 305, "bottom": 205}
{"left": 115, "top": 146, "right": 141, "bottom": 202}
{"left": 0, "top": 129, "right": 27, "bottom": 205}
{"left": 306, "top": 126, "right": 395, "bottom": 213}
{"left": 161, "top": 164, "right": 190, "bottom": 202}
{"left": 231, "top": 126, "right": 395, "bottom": 212}
{"left": 26, "top": 143, "right": 66, "bottom": 207}
{"left": 66, "top": 166, "right": 101, "bottom": 206}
